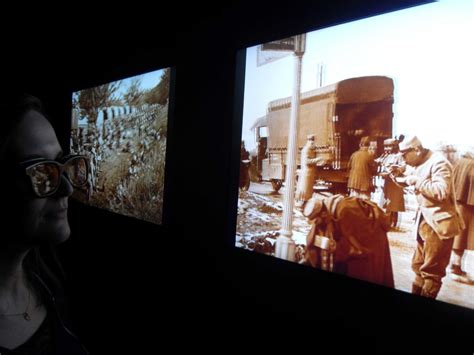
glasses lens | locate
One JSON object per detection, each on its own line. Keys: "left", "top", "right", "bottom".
{"left": 28, "top": 163, "right": 60, "bottom": 196}
{"left": 65, "top": 157, "right": 88, "bottom": 186}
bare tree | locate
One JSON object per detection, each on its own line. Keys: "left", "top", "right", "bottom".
{"left": 78, "top": 81, "right": 122, "bottom": 125}
{"left": 123, "top": 78, "right": 143, "bottom": 108}
{"left": 144, "top": 68, "right": 170, "bottom": 106}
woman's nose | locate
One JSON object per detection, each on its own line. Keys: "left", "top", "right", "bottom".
{"left": 55, "top": 173, "right": 74, "bottom": 197}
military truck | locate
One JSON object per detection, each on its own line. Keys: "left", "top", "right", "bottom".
{"left": 251, "top": 76, "right": 393, "bottom": 192}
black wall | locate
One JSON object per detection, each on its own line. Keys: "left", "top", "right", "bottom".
{"left": 3, "top": 1, "right": 473, "bottom": 353}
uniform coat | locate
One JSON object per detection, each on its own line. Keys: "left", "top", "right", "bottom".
{"left": 304, "top": 196, "right": 394, "bottom": 288}
{"left": 413, "top": 151, "right": 463, "bottom": 240}
{"left": 453, "top": 156, "right": 474, "bottom": 250}
{"left": 296, "top": 141, "right": 324, "bottom": 202}
{"left": 379, "top": 152, "right": 405, "bottom": 212}
{"left": 347, "top": 147, "right": 377, "bottom": 194}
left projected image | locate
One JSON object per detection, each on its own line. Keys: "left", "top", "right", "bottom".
{"left": 70, "top": 68, "right": 170, "bottom": 224}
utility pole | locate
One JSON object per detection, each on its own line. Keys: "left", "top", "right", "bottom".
{"left": 275, "top": 33, "right": 306, "bottom": 261}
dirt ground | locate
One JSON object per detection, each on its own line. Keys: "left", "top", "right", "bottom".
{"left": 95, "top": 151, "right": 130, "bottom": 197}
{"left": 236, "top": 181, "right": 474, "bottom": 310}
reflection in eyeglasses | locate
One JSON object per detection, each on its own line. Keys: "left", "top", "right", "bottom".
{"left": 22, "top": 155, "right": 89, "bottom": 197}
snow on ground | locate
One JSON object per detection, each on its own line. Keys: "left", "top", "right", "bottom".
{"left": 236, "top": 189, "right": 311, "bottom": 261}
{"left": 235, "top": 181, "right": 474, "bottom": 310}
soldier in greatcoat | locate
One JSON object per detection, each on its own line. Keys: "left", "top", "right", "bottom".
{"left": 302, "top": 194, "right": 394, "bottom": 288}
{"left": 377, "top": 138, "right": 406, "bottom": 228}
{"left": 295, "top": 134, "right": 326, "bottom": 208}
{"left": 448, "top": 148, "right": 474, "bottom": 283}
{"left": 399, "top": 136, "right": 464, "bottom": 299}
{"left": 347, "top": 136, "right": 377, "bottom": 200}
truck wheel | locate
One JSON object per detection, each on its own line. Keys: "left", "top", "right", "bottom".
{"left": 271, "top": 179, "right": 283, "bottom": 193}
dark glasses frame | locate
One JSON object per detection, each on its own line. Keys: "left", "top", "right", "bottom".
{"left": 18, "top": 154, "right": 90, "bottom": 197}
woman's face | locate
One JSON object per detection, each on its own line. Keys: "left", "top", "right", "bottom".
{"left": 4, "top": 110, "right": 73, "bottom": 247}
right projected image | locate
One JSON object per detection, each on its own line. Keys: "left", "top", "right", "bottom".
{"left": 71, "top": 68, "right": 170, "bottom": 224}
{"left": 236, "top": 0, "right": 474, "bottom": 309}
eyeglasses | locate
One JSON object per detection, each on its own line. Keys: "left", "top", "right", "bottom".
{"left": 19, "top": 155, "right": 89, "bottom": 197}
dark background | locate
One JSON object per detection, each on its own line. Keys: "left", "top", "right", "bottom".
{"left": 3, "top": 1, "right": 473, "bottom": 353}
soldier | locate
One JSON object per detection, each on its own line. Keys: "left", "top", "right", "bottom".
{"left": 448, "top": 147, "right": 474, "bottom": 283}
{"left": 347, "top": 136, "right": 377, "bottom": 200}
{"left": 437, "top": 143, "right": 458, "bottom": 165}
{"left": 295, "top": 134, "right": 326, "bottom": 208}
{"left": 256, "top": 136, "right": 267, "bottom": 182}
{"left": 302, "top": 194, "right": 394, "bottom": 287}
{"left": 377, "top": 138, "right": 406, "bottom": 229}
{"left": 240, "top": 141, "right": 251, "bottom": 191}
{"left": 399, "top": 136, "right": 463, "bottom": 299}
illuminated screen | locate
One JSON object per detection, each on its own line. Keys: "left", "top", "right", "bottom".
{"left": 71, "top": 68, "right": 170, "bottom": 224}
{"left": 235, "top": 0, "right": 474, "bottom": 309}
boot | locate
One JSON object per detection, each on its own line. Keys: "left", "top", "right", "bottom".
{"left": 420, "top": 279, "right": 440, "bottom": 299}
{"left": 448, "top": 264, "right": 474, "bottom": 284}
{"left": 411, "top": 283, "right": 422, "bottom": 295}
{"left": 392, "top": 212, "right": 399, "bottom": 230}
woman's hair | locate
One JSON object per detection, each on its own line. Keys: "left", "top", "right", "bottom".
{"left": 0, "top": 93, "right": 65, "bottom": 300}
{"left": 0, "top": 94, "right": 44, "bottom": 147}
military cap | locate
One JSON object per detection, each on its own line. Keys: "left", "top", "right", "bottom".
{"left": 303, "top": 196, "right": 324, "bottom": 220}
{"left": 399, "top": 135, "right": 422, "bottom": 151}
{"left": 383, "top": 138, "right": 397, "bottom": 146}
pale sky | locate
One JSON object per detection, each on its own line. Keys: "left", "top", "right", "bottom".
{"left": 73, "top": 68, "right": 165, "bottom": 127}
{"left": 116, "top": 69, "right": 164, "bottom": 97}
{"left": 242, "top": 0, "right": 474, "bottom": 152}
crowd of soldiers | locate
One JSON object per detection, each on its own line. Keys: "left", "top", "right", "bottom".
{"left": 70, "top": 104, "right": 165, "bottom": 204}
{"left": 294, "top": 133, "right": 474, "bottom": 299}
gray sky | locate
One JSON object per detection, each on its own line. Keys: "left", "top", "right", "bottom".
{"left": 242, "top": 0, "right": 474, "bottom": 152}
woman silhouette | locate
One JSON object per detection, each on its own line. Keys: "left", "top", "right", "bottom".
{"left": 0, "top": 94, "right": 89, "bottom": 354}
